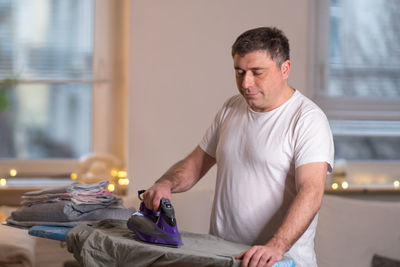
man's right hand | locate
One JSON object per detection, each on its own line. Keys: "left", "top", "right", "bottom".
{"left": 142, "top": 182, "right": 172, "bottom": 211}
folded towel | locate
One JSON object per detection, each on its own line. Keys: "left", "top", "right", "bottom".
{"left": 7, "top": 201, "right": 135, "bottom": 227}
{"left": 7, "top": 181, "right": 135, "bottom": 227}
{"left": 21, "top": 180, "right": 113, "bottom": 206}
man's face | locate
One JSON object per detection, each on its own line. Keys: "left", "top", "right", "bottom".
{"left": 233, "top": 50, "right": 291, "bottom": 112}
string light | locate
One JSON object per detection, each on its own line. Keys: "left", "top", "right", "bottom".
{"left": 331, "top": 183, "right": 339, "bottom": 190}
{"left": 9, "top": 169, "right": 17, "bottom": 177}
{"left": 110, "top": 169, "right": 118, "bottom": 177}
{"left": 0, "top": 178, "right": 6, "bottom": 186}
{"left": 394, "top": 180, "right": 400, "bottom": 189}
{"left": 117, "top": 170, "right": 127, "bottom": 178}
{"left": 70, "top": 172, "right": 78, "bottom": 180}
{"left": 118, "top": 178, "right": 130, "bottom": 186}
{"left": 107, "top": 183, "right": 115, "bottom": 192}
{"left": 341, "top": 181, "right": 349, "bottom": 189}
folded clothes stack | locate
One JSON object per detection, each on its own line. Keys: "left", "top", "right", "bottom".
{"left": 20, "top": 180, "right": 117, "bottom": 206}
{"left": 6, "top": 181, "right": 135, "bottom": 227}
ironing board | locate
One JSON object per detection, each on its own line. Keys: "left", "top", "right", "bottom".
{"left": 28, "top": 225, "right": 73, "bottom": 242}
{"left": 66, "top": 219, "right": 295, "bottom": 267}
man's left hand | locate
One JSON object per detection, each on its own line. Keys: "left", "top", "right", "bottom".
{"left": 235, "top": 244, "right": 283, "bottom": 267}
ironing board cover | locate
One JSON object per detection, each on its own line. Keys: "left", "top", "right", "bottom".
{"left": 66, "top": 219, "right": 295, "bottom": 267}
{"left": 28, "top": 225, "right": 73, "bottom": 241}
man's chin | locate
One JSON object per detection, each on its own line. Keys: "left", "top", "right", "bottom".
{"left": 247, "top": 101, "right": 260, "bottom": 111}
{"left": 246, "top": 100, "right": 269, "bottom": 112}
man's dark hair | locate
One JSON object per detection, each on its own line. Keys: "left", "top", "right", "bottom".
{"left": 231, "top": 27, "right": 290, "bottom": 67}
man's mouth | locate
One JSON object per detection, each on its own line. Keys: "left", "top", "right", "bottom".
{"left": 244, "top": 91, "right": 259, "bottom": 98}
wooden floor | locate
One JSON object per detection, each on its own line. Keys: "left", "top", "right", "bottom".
{"left": 35, "top": 237, "right": 81, "bottom": 267}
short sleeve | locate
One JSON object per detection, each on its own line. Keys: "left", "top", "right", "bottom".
{"left": 199, "top": 97, "right": 237, "bottom": 158}
{"left": 294, "top": 109, "right": 334, "bottom": 172}
{"left": 199, "top": 107, "right": 224, "bottom": 158}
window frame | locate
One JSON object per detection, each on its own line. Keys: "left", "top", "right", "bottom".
{"left": 310, "top": 0, "right": 400, "bottom": 192}
{"left": 0, "top": 0, "right": 127, "bottom": 178}
{"left": 311, "top": 0, "right": 400, "bottom": 121}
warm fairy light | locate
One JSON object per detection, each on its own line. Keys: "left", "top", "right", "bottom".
{"left": 111, "top": 169, "right": 118, "bottom": 177}
{"left": 0, "top": 178, "right": 6, "bottom": 186}
{"left": 117, "top": 170, "right": 127, "bottom": 178}
{"left": 118, "top": 178, "right": 130, "bottom": 186}
{"left": 341, "top": 181, "right": 349, "bottom": 189}
{"left": 331, "top": 183, "right": 339, "bottom": 190}
{"left": 9, "top": 169, "right": 17, "bottom": 177}
{"left": 107, "top": 183, "right": 115, "bottom": 192}
{"left": 394, "top": 180, "right": 400, "bottom": 189}
{"left": 70, "top": 172, "right": 78, "bottom": 180}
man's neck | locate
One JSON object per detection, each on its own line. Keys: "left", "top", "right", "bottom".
{"left": 267, "top": 84, "right": 295, "bottom": 111}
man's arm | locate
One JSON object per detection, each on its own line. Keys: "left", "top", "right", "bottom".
{"left": 236, "top": 162, "right": 327, "bottom": 267}
{"left": 143, "top": 145, "right": 216, "bottom": 210}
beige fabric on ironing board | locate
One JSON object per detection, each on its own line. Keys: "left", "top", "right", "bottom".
{"left": 66, "top": 219, "right": 296, "bottom": 267}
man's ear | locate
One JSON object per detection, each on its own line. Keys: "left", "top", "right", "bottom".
{"left": 281, "top": 60, "right": 291, "bottom": 79}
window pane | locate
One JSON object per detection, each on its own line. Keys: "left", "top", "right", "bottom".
{"left": 0, "top": 0, "right": 93, "bottom": 80}
{"left": 334, "top": 136, "right": 400, "bottom": 160}
{"left": 330, "top": 120, "right": 400, "bottom": 160}
{"left": 324, "top": 0, "right": 400, "bottom": 98}
{"left": 0, "top": 84, "right": 92, "bottom": 159}
{"left": 0, "top": 0, "right": 94, "bottom": 160}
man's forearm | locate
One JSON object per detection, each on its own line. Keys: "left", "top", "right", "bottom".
{"left": 155, "top": 145, "right": 216, "bottom": 193}
{"left": 268, "top": 162, "right": 327, "bottom": 254}
{"left": 144, "top": 146, "right": 215, "bottom": 210}
{"left": 235, "top": 186, "right": 324, "bottom": 267}
{"left": 267, "top": 185, "right": 323, "bottom": 253}
{"left": 155, "top": 159, "right": 199, "bottom": 193}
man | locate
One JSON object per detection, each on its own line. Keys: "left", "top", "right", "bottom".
{"left": 143, "top": 27, "right": 334, "bottom": 267}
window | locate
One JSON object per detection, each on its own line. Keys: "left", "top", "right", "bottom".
{"left": 0, "top": 0, "right": 93, "bottom": 160}
{"left": 0, "top": 0, "right": 126, "bottom": 180}
{"left": 313, "top": 0, "right": 400, "bottom": 190}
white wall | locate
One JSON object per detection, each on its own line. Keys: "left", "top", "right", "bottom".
{"left": 128, "top": 0, "right": 313, "bottom": 233}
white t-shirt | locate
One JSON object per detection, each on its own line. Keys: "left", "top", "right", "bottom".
{"left": 199, "top": 90, "right": 334, "bottom": 267}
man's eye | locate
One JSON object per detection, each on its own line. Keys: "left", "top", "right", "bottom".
{"left": 253, "top": 71, "right": 263, "bottom": 76}
{"left": 236, "top": 71, "right": 244, "bottom": 76}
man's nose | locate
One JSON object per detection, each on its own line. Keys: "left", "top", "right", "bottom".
{"left": 241, "top": 72, "right": 254, "bottom": 88}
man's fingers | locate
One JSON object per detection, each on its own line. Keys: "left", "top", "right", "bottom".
{"left": 142, "top": 185, "right": 172, "bottom": 211}
{"left": 142, "top": 191, "right": 151, "bottom": 209}
{"left": 248, "top": 249, "right": 264, "bottom": 267}
{"left": 265, "top": 255, "right": 279, "bottom": 267}
{"left": 237, "top": 245, "right": 283, "bottom": 267}
{"left": 235, "top": 251, "right": 245, "bottom": 259}
{"left": 256, "top": 252, "right": 271, "bottom": 267}
{"left": 240, "top": 246, "right": 258, "bottom": 267}
{"left": 143, "top": 190, "right": 160, "bottom": 210}
{"left": 249, "top": 248, "right": 273, "bottom": 267}
{"left": 260, "top": 258, "right": 270, "bottom": 267}
{"left": 152, "top": 195, "right": 162, "bottom": 210}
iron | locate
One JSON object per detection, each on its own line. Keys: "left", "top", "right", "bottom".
{"left": 127, "top": 190, "right": 182, "bottom": 247}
